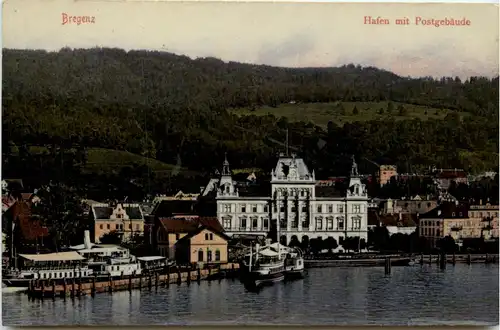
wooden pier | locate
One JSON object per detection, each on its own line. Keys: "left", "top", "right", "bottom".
{"left": 415, "top": 254, "right": 498, "bottom": 265}
{"left": 26, "top": 263, "right": 239, "bottom": 299}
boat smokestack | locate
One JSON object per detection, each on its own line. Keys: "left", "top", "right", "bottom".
{"left": 84, "top": 230, "right": 91, "bottom": 249}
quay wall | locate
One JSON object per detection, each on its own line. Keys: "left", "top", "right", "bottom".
{"left": 28, "top": 263, "right": 240, "bottom": 299}
{"left": 305, "top": 254, "right": 499, "bottom": 268}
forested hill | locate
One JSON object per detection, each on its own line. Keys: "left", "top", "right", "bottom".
{"left": 3, "top": 48, "right": 499, "bottom": 115}
{"left": 2, "top": 48, "right": 499, "bottom": 190}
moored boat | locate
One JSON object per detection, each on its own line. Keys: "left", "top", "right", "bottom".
{"left": 2, "top": 251, "right": 92, "bottom": 288}
{"left": 284, "top": 246, "right": 305, "bottom": 280}
{"left": 240, "top": 243, "right": 285, "bottom": 289}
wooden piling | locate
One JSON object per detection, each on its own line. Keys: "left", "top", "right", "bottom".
{"left": 77, "top": 278, "right": 82, "bottom": 296}
{"left": 155, "top": 273, "right": 159, "bottom": 289}
{"left": 436, "top": 253, "right": 440, "bottom": 265}
{"left": 166, "top": 271, "right": 170, "bottom": 287}
{"left": 108, "top": 275, "right": 113, "bottom": 293}
{"left": 419, "top": 253, "right": 424, "bottom": 265}
{"left": 384, "top": 257, "right": 391, "bottom": 275}
{"left": 41, "top": 281, "right": 45, "bottom": 299}
{"left": 485, "top": 253, "right": 489, "bottom": 264}
{"left": 71, "top": 278, "right": 76, "bottom": 298}
{"left": 148, "top": 274, "right": 152, "bottom": 290}
{"left": 467, "top": 253, "right": 471, "bottom": 265}
{"left": 439, "top": 253, "right": 446, "bottom": 269}
{"left": 197, "top": 267, "right": 201, "bottom": 282}
{"left": 177, "top": 269, "right": 182, "bottom": 285}
{"left": 428, "top": 254, "right": 432, "bottom": 265}
{"left": 62, "top": 279, "right": 67, "bottom": 299}
{"left": 52, "top": 281, "right": 56, "bottom": 299}
{"left": 139, "top": 275, "right": 142, "bottom": 289}
{"left": 128, "top": 275, "right": 132, "bottom": 291}
{"left": 91, "top": 277, "right": 96, "bottom": 297}
{"left": 452, "top": 253, "right": 456, "bottom": 266}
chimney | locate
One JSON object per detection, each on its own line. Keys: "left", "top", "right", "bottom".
{"left": 84, "top": 230, "right": 92, "bottom": 249}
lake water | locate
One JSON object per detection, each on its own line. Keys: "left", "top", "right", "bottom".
{"left": 2, "top": 264, "right": 498, "bottom": 326}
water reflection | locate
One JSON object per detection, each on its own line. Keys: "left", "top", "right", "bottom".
{"left": 3, "top": 265, "right": 498, "bottom": 326}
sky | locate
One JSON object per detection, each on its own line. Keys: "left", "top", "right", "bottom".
{"left": 2, "top": 1, "right": 499, "bottom": 79}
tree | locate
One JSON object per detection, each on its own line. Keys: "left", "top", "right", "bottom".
{"left": 289, "top": 236, "right": 301, "bottom": 248}
{"left": 324, "top": 236, "right": 338, "bottom": 253}
{"left": 378, "top": 108, "right": 384, "bottom": 115}
{"left": 31, "top": 182, "right": 89, "bottom": 251}
{"left": 398, "top": 105, "right": 407, "bottom": 116}
{"left": 100, "top": 231, "right": 123, "bottom": 245}
{"left": 387, "top": 102, "right": 394, "bottom": 113}
{"left": 368, "top": 226, "right": 390, "bottom": 251}
{"left": 436, "top": 235, "right": 458, "bottom": 254}
{"left": 352, "top": 106, "right": 359, "bottom": 115}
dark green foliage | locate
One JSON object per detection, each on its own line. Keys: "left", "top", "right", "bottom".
{"left": 352, "top": 106, "right": 359, "bottom": 115}
{"left": 31, "top": 182, "right": 89, "bottom": 250}
{"left": 2, "top": 48, "right": 499, "bottom": 197}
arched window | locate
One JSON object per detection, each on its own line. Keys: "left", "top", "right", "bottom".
{"left": 198, "top": 249, "right": 204, "bottom": 262}
{"left": 215, "top": 249, "right": 221, "bottom": 261}
{"left": 207, "top": 250, "right": 213, "bottom": 262}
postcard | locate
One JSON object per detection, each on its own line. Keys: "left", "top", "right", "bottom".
{"left": 1, "top": 0, "right": 499, "bottom": 327}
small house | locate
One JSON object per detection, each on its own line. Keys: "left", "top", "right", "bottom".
{"left": 174, "top": 226, "right": 230, "bottom": 265}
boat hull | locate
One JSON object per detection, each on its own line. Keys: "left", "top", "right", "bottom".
{"left": 284, "top": 268, "right": 305, "bottom": 280}
{"left": 2, "top": 278, "right": 31, "bottom": 288}
{"left": 242, "top": 270, "right": 285, "bottom": 288}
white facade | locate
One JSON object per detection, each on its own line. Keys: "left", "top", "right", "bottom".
{"left": 213, "top": 154, "right": 369, "bottom": 245}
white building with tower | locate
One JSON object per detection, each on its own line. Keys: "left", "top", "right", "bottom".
{"left": 207, "top": 153, "right": 369, "bottom": 246}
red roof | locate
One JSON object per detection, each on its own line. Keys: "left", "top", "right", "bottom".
{"left": 436, "top": 170, "right": 467, "bottom": 179}
{"left": 158, "top": 217, "right": 224, "bottom": 234}
{"left": 8, "top": 201, "right": 49, "bottom": 240}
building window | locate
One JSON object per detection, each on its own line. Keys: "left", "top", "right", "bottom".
{"left": 337, "top": 217, "right": 345, "bottom": 230}
{"left": 205, "top": 233, "right": 209, "bottom": 240}
{"left": 116, "top": 224, "right": 119, "bottom": 230}
{"left": 263, "top": 218, "right": 269, "bottom": 229}
{"left": 338, "top": 205, "right": 344, "bottom": 213}
{"left": 326, "top": 217, "right": 334, "bottom": 230}
{"left": 273, "top": 205, "right": 277, "bottom": 212}
{"left": 223, "top": 217, "right": 231, "bottom": 229}
{"left": 136, "top": 224, "right": 140, "bottom": 230}
{"left": 223, "top": 204, "right": 231, "bottom": 212}
{"left": 328, "top": 205, "right": 333, "bottom": 213}
{"left": 215, "top": 250, "right": 221, "bottom": 261}
{"left": 100, "top": 224, "right": 103, "bottom": 229}
{"left": 198, "top": 249, "right": 204, "bottom": 262}
{"left": 353, "top": 216, "right": 361, "bottom": 229}
{"left": 207, "top": 250, "right": 213, "bottom": 262}
{"left": 302, "top": 205, "right": 307, "bottom": 212}
{"left": 107, "top": 224, "right": 110, "bottom": 229}
{"left": 240, "top": 218, "right": 247, "bottom": 229}
{"left": 252, "top": 205, "right": 257, "bottom": 213}
{"left": 210, "top": 233, "right": 214, "bottom": 240}
{"left": 241, "top": 205, "right": 246, "bottom": 213}
{"left": 291, "top": 206, "right": 297, "bottom": 212}
{"left": 252, "top": 217, "right": 258, "bottom": 229}
{"left": 301, "top": 191, "right": 305, "bottom": 197}
{"left": 280, "top": 205, "right": 285, "bottom": 212}
{"left": 353, "top": 205, "right": 361, "bottom": 213}
{"left": 264, "top": 205, "right": 269, "bottom": 213}
{"left": 315, "top": 217, "right": 323, "bottom": 230}
{"left": 317, "top": 205, "right": 322, "bottom": 213}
